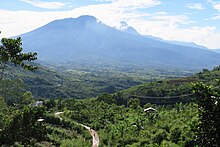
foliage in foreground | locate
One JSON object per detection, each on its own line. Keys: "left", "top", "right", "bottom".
{"left": 0, "top": 97, "right": 198, "bottom": 146}
{"left": 0, "top": 37, "right": 37, "bottom": 80}
{"left": 1, "top": 64, "right": 220, "bottom": 146}
{"left": 0, "top": 106, "right": 47, "bottom": 145}
{"left": 192, "top": 82, "right": 220, "bottom": 146}
{"left": 1, "top": 79, "right": 220, "bottom": 146}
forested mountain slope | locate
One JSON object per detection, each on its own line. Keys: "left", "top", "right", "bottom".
{"left": 2, "top": 62, "right": 193, "bottom": 101}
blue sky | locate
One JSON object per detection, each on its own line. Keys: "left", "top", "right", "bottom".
{"left": 0, "top": 0, "right": 220, "bottom": 49}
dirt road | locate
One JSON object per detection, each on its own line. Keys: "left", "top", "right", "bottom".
{"left": 81, "top": 124, "right": 99, "bottom": 147}
{"left": 54, "top": 112, "right": 99, "bottom": 147}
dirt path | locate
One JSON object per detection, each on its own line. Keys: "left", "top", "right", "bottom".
{"left": 81, "top": 124, "right": 99, "bottom": 147}
{"left": 54, "top": 112, "right": 99, "bottom": 147}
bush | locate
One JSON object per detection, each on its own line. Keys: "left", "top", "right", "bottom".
{"left": 152, "top": 129, "right": 168, "bottom": 145}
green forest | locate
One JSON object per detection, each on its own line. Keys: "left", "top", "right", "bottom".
{"left": 0, "top": 37, "right": 220, "bottom": 146}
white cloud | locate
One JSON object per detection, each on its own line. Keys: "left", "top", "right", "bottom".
{"left": 20, "top": 0, "right": 65, "bottom": 9}
{"left": 186, "top": 3, "right": 205, "bottom": 10}
{"left": 208, "top": 0, "right": 220, "bottom": 12}
{"left": 213, "top": 3, "right": 220, "bottom": 11}
{"left": 150, "top": 15, "right": 190, "bottom": 24}
{"left": 0, "top": 9, "right": 70, "bottom": 38}
{"left": 1, "top": 0, "right": 220, "bottom": 49}
{"left": 112, "top": 0, "right": 161, "bottom": 9}
{"left": 155, "top": 12, "right": 168, "bottom": 15}
{"left": 212, "top": 15, "right": 220, "bottom": 19}
{"left": 129, "top": 18, "right": 220, "bottom": 49}
{"left": 208, "top": 0, "right": 220, "bottom": 19}
{"left": 94, "top": 0, "right": 114, "bottom": 2}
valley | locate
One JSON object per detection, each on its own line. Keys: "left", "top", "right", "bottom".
{"left": 1, "top": 11, "right": 220, "bottom": 146}
{"left": 1, "top": 58, "right": 220, "bottom": 146}
{"left": 2, "top": 61, "right": 194, "bottom": 101}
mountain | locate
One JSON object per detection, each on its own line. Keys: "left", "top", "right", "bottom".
{"left": 166, "top": 41, "right": 208, "bottom": 50}
{"left": 118, "top": 23, "right": 208, "bottom": 50}
{"left": 117, "top": 22, "right": 140, "bottom": 35}
{"left": 19, "top": 15, "right": 220, "bottom": 69}
{"left": 144, "top": 35, "right": 208, "bottom": 50}
{"left": 213, "top": 49, "right": 220, "bottom": 54}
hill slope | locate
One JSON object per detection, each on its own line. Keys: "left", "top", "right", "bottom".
{"left": 213, "top": 49, "right": 220, "bottom": 54}
{"left": 114, "top": 66, "right": 220, "bottom": 105}
{"left": 2, "top": 64, "right": 143, "bottom": 99}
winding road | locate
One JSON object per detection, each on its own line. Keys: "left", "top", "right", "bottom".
{"left": 54, "top": 112, "right": 99, "bottom": 147}
{"left": 81, "top": 124, "right": 99, "bottom": 147}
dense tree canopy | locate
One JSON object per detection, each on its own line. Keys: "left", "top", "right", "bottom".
{"left": 192, "top": 82, "right": 220, "bottom": 146}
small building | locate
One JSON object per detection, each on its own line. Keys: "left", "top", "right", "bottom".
{"left": 32, "top": 101, "right": 44, "bottom": 107}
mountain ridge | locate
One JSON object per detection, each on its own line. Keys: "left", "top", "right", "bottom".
{"left": 19, "top": 15, "right": 220, "bottom": 70}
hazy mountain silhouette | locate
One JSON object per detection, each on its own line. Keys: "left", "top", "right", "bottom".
{"left": 19, "top": 15, "right": 220, "bottom": 69}
{"left": 213, "top": 49, "right": 220, "bottom": 54}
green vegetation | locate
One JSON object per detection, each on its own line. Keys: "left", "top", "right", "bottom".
{"left": 1, "top": 64, "right": 220, "bottom": 146}
{"left": 0, "top": 37, "right": 37, "bottom": 80}
{"left": 192, "top": 82, "right": 220, "bottom": 146}
{"left": 0, "top": 106, "right": 47, "bottom": 145}
{"left": 0, "top": 97, "right": 198, "bottom": 146}
{"left": 2, "top": 62, "right": 194, "bottom": 100}
{"left": 0, "top": 36, "right": 220, "bottom": 146}
{"left": 114, "top": 66, "right": 220, "bottom": 106}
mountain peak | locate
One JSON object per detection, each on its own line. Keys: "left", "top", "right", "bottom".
{"left": 38, "top": 15, "right": 100, "bottom": 30}
{"left": 76, "top": 15, "right": 99, "bottom": 23}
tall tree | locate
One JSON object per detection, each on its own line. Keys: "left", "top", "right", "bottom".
{"left": 0, "top": 36, "right": 37, "bottom": 80}
{"left": 192, "top": 82, "right": 220, "bottom": 146}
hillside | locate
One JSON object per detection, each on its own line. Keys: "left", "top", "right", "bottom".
{"left": 1, "top": 58, "right": 220, "bottom": 147}
{"left": 1, "top": 64, "right": 139, "bottom": 100}
{"left": 2, "top": 65, "right": 220, "bottom": 146}
{"left": 19, "top": 15, "right": 220, "bottom": 70}
{"left": 0, "top": 96, "right": 198, "bottom": 146}
{"left": 3, "top": 62, "right": 220, "bottom": 105}
{"left": 113, "top": 65, "right": 220, "bottom": 105}
{"left": 1, "top": 62, "right": 193, "bottom": 101}
{"left": 213, "top": 49, "right": 220, "bottom": 54}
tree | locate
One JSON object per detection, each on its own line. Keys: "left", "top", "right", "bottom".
{"left": 128, "top": 98, "right": 140, "bottom": 109}
{"left": 21, "top": 91, "right": 33, "bottom": 105}
{"left": 115, "top": 121, "right": 128, "bottom": 145}
{"left": 0, "top": 36, "right": 37, "bottom": 80}
{"left": 0, "top": 96, "right": 8, "bottom": 130}
{"left": 192, "top": 82, "right": 220, "bottom": 146}
{"left": 0, "top": 79, "right": 26, "bottom": 105}
{"left": 0, "top": 106, "right": 47, "bottom": 145}
{"left": 97, "top": 93, "right": 116, "bottom": 104}
{"left": 0, "top": 96, "right": 8, "bottom": 113}
{"left": 152, "top": 129, "right": 168, "bottom": 145}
